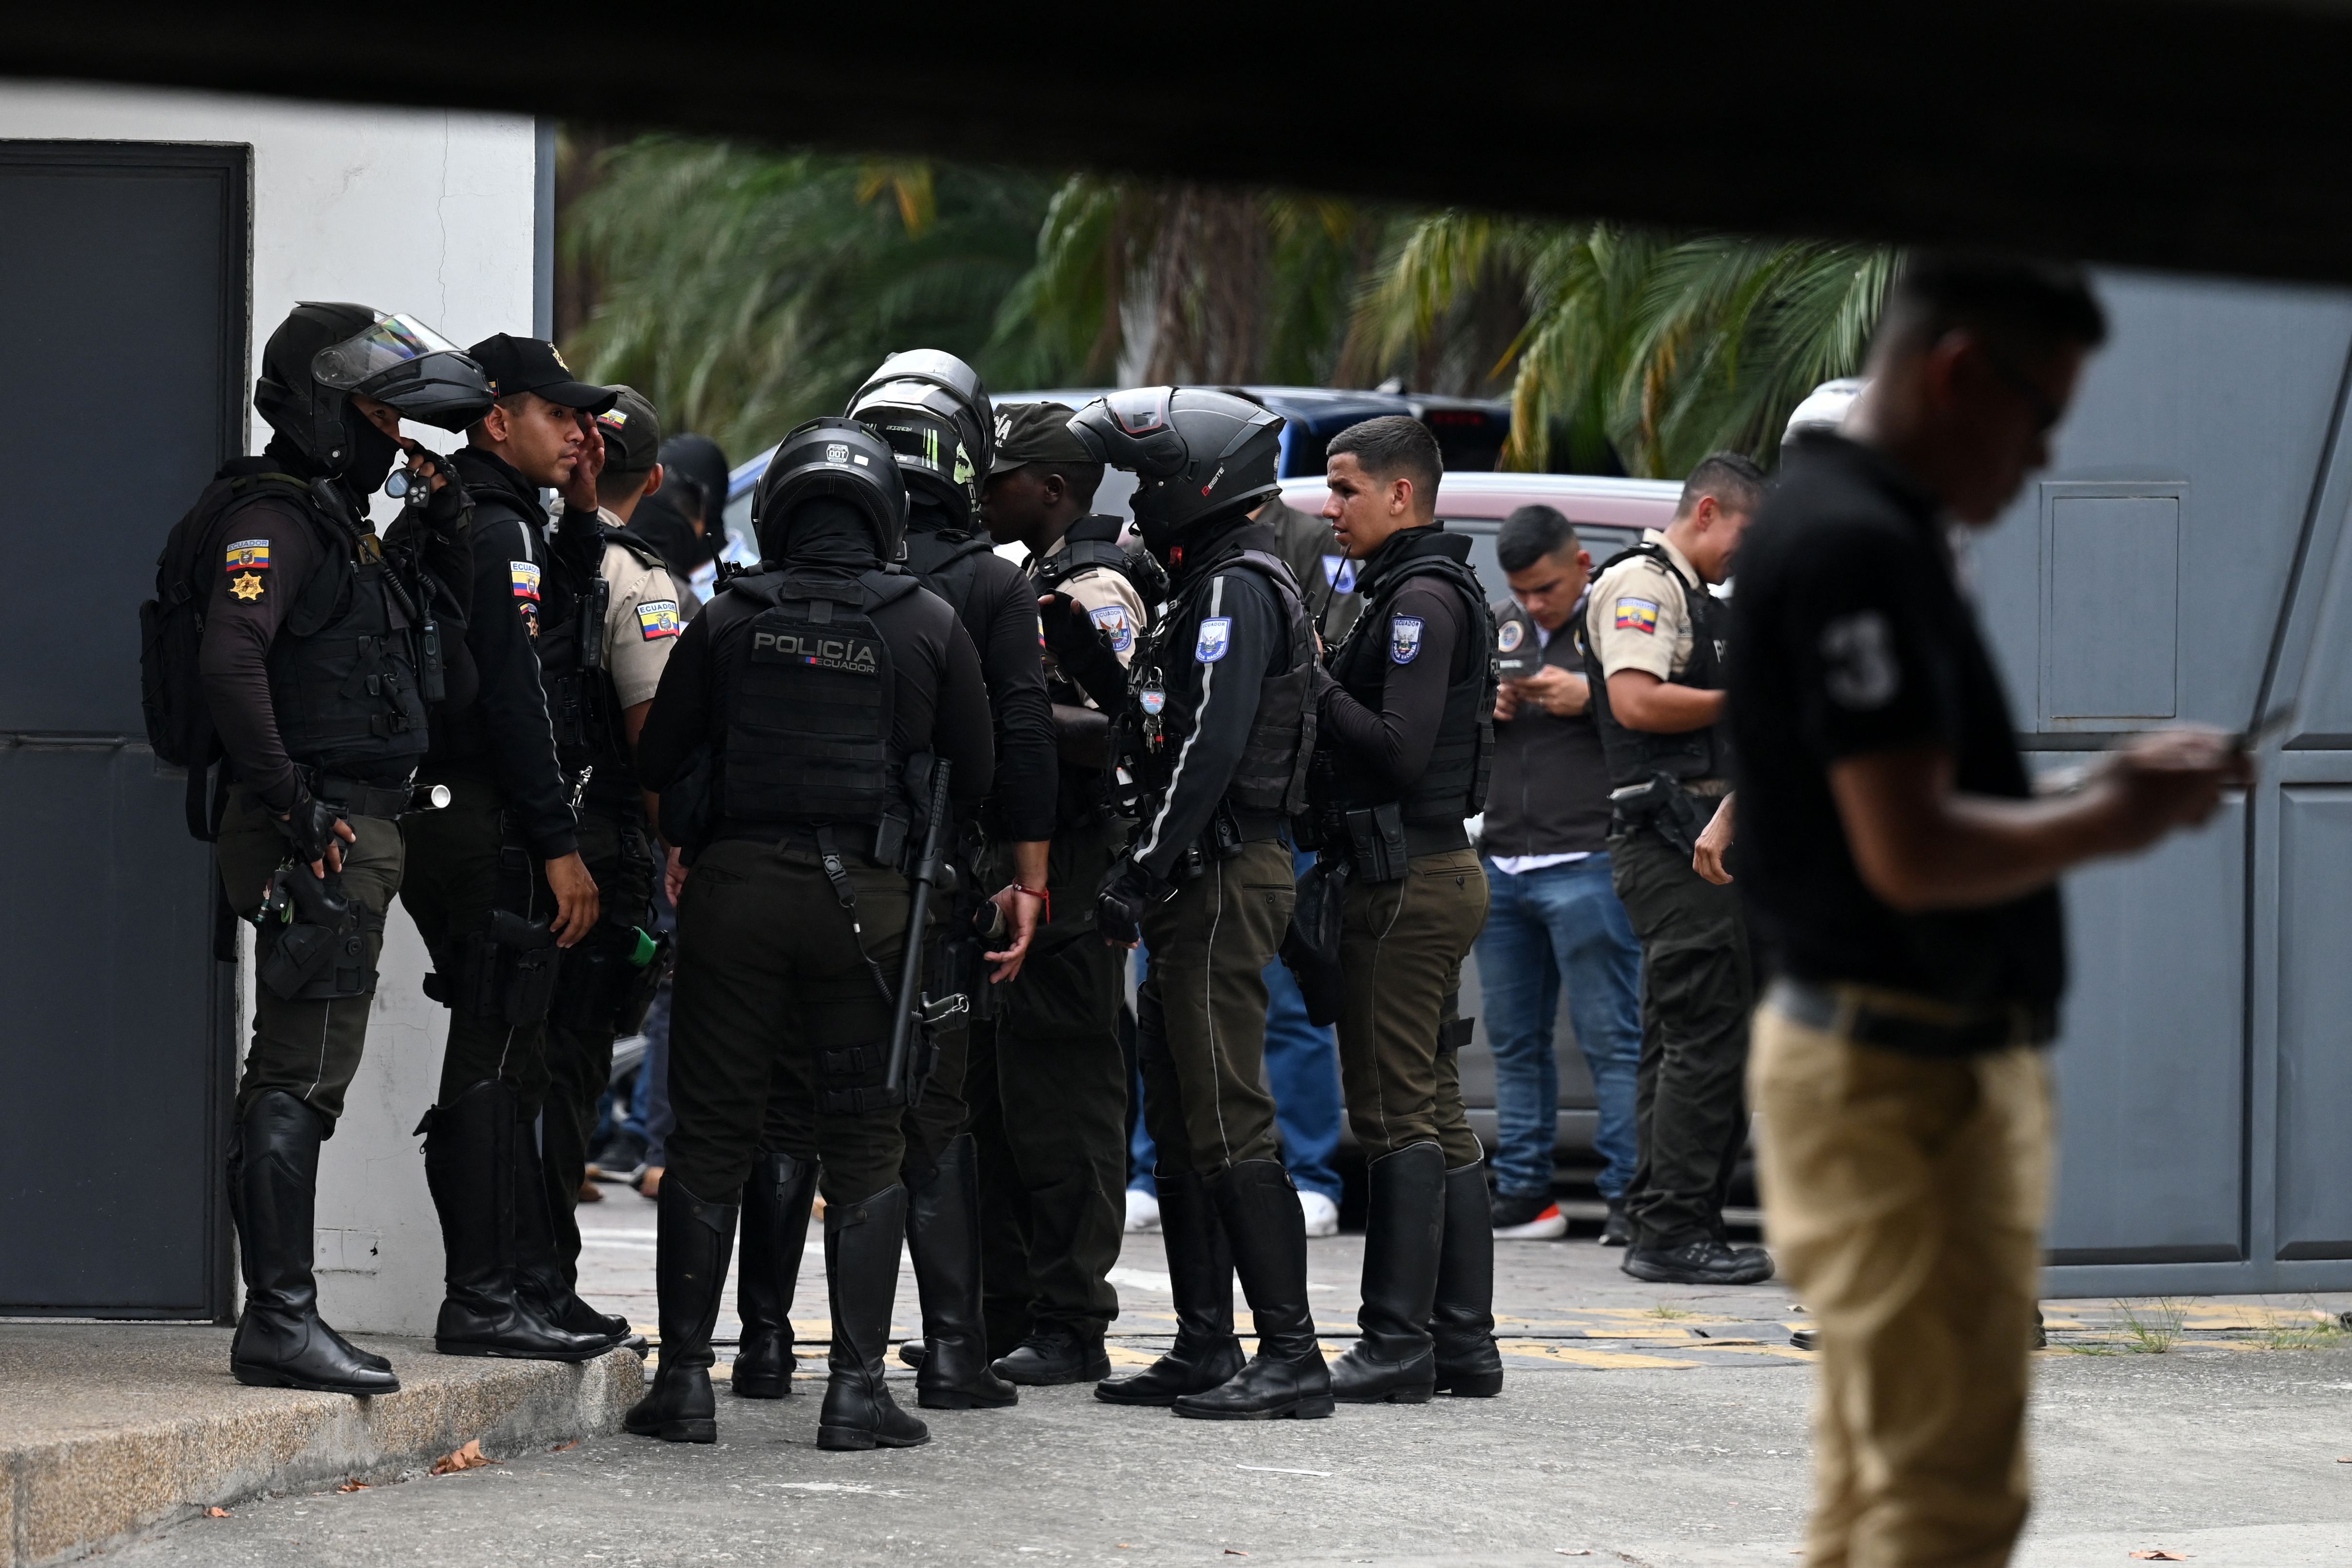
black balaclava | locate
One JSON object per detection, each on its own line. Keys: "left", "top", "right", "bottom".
{"left": 769, "top": 495, "right": 880, "bottom": 574}
{"left": 340, "top": 401, "right": 403, "bottom": 496}
{"left": 658, "top": 434, "right": 731, "bottom": 567}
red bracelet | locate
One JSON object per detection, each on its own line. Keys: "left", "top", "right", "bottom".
{"left": 1010, "top": 883, "right": 1052, "bottom": 925}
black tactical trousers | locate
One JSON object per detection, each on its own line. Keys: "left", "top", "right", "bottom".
{"left": 216, "top": 784, "right": 405, "bottom": 1126}
{"left": 1608, "top": 821, "right": 1757, "bottom": 1250}
{"left": 542, "top": 806, "right": 659, "bottom": 1281}
{"left": 668, "top": 835, "right": 911, "bottom": 1207}
{"left": 969, "top": 813, "right": 1131, "bottom": 1349}
{"left": 398, "top": 768, "right": 555, "bottom": 1111}
{"left": 1137, "top": 837, "right": 1295, "bottom": 1178}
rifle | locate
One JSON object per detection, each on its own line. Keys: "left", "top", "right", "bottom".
{"left": 884, "top": 757, "right": 966, "bottom": 1100}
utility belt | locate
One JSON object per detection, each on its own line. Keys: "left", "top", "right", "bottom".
{"left": 1173, "top": 802, "right": 1289, "bottom": 882}
{"left": 298, "top": 767, "right": 419, "bottom": 821}
{"left": 1607, "top": 772, "right": 1726, "bottom": 860}
{"left": 1767, "top": 977, "right": 2057, "bottom": 1055}
{"left": 1304, "top": 799, "right": 1468, "bottom": 885}
{"left": 420, "top": 812, "right": 561, "bottom": 1028}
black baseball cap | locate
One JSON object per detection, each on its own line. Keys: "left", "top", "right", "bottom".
{"left": 990, "top": 400, "right": 1095, "bottom": 475}
{"left": 593, "top": 385, "right": 662, "bottom": 472}
{"left": 466, "top": 333, "right": 618, "bottom": 414}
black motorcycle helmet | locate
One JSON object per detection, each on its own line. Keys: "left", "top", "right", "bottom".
{"left": 1069, "top": 387, "right": 1284, "bottom": 561}
{"left": 254, "top": 303, "right": 492, "bottom": 475}
{"left": 752, "top": 417, "right": 910, "bottom": 563}
{"left": 844, "top": 349, "right": 995, "bottom": 525}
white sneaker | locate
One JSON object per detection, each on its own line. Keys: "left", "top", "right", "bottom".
{"left": 1125, "top": 1186, "right": 1162, "bottom": 1233}
{"left": 1299, "top": 1190, "right": 1340, "bottom": 1238}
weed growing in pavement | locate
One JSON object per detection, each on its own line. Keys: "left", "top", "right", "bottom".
{"left": 2115, "top": 1298, "right": 2185, "bottom": 1354}
{"left": 1647, "top": 1303, "right": 1696, "bottom": 1320}
{"left": 2260, "top": 1298, "right": 2351, "bottom": 1351}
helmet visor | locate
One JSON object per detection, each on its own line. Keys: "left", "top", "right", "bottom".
{"left": 310, "top": 312, "right": 466, "bottom": 392}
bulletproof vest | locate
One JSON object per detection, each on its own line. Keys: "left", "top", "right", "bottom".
{"left": 538, "top": 512, "right": 670, "bottom": 791}
{"left": 1582, "top": 542, "right": 1734, "bottom": 785}
{"left": 712, "top": 565, "right": 922, "bottom": 827}
{"left": 261, "top": 490, "right": 430, "bottom": 780}
{"left": 901, "top": 526, "right": 997, "bottom": 623}
{"left": 1131, "top": 543, "right": 1316, "bottom": 818}
{"left": 1321, "top": 530, "right": 1497, "bottom": 822}
{"left": 1032, "top": 514, "right": 1167, "bottom": 610}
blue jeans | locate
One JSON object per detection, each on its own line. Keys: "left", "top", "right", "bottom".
{"left": 1475, "top": 855, "right": 1643, "bottom": 1201}
{"left": 1126, "top": 928, "right": 1346, "bottom": 1204}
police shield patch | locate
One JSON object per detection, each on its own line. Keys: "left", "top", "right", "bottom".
{"left": 1090, "top": 603, "right": 1134, "bottom": 655}
{"left": 1496, "top": 618, "right": 1525, "bottom": 653}
{"left": 1390, "top": 615, "right": 1424, "bottom": 664}
{"left": 1195, "top": 616, "right": 1233, "bottom": 663}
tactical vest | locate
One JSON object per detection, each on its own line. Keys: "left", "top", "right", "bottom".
{"left": 1321, "top": 531, "right": 1497, "bottom": 823}
{"left": 1131, "top": 546, "right": 1316, "bottom": 818}
{"left": 1582, "top": 541, "right": 1734, "bottom": 785}
{"left": 260, "top": 489, "right": 430, "bottom": 782}
{"left": 539, "top": 512, "right": 670, "bottom": 801}
{"left": 1031, "top": 514, "right": 1168, "bottom": 611}
{"left": 713, "top": 565, "right": 921, "bottom": 828}
{"left": 901, "top": 527, "right": 998, "bottom": 622}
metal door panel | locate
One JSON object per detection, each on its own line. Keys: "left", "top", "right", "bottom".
{"left": 2272, "top": 785, "right": 2352, "bottom": 1258}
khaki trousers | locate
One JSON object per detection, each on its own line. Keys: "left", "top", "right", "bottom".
{"left": 1750, "top": 998, "right": 2053, "bottom": 1568}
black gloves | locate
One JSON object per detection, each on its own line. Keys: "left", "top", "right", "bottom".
{"left": 412, "top": 448, "right": 472, "bottom": 530}
{"left": 1039, "top": 592, "right": 1130, "bottom": 713}
{"left": 1094, "top": 855, "right": 1169, "bottom": 946}
{"left": 275, "top": 793, "right": 349, "bottom": 866}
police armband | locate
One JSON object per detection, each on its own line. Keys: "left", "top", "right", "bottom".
{"left": 255, "top": 866, "right": 383, "bottom": 1002}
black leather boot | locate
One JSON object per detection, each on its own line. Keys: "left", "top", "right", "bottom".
{"left": 1429, "top": 1159, "right": 1503, "bottom": 1397}
{"left": 422, "top": 1080, "right": 614, "bottom": 1361}
{"left": 1330, "top": 1142, "right": 1444, "bottom": 1404}
{"left": 905, "top": 1135, "right": 1017, "bottom": 1410}
{"left": 227, "top": 1092, "right": 400, "bottom": 1396}
{"left": 1174, "top": 1160, "right": 1331, "bottom": 1421}
{"left": 993, "top": 1324, "right": 1111, "bottom": 1386}
{"left": 732, "top": 1149, "right": 820, "bottom": 1398}
{"left": 626, "top": 1178, "right": 738, "bottom": 1443}
{"left": 512, "top": 1102, "right": 635, "bottom": 1351}
{"left": 819, "top": 1185, "right": 931, "bottom": 1451}
{"left": 1095, "top": 1172, "right": 1244, "bottom": 1406}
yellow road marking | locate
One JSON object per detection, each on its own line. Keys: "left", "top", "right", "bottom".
{"left": 1496, "top": 1338, "right": 1700, "bottom": 1370}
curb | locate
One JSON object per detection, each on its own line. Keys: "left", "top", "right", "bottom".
{"left": 1, "top": 1329, "right": 642, "bottom": 1567}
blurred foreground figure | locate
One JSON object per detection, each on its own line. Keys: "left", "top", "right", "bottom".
{"left": 1732, "top": 255, "right": 2244, "bottom": 1566}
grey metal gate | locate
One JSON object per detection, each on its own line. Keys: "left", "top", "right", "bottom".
{"left": 0, "top": 142, "right": 247, "bottom": 1317}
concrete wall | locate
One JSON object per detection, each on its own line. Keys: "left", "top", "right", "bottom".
{"left": 0, "top": 82, "right": 539, "bottom": 1332}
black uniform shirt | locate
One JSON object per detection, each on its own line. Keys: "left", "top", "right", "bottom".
{"left": 635, "top": 572, "right": 996, "bottom": 824}
{"left": 435, "top": 447, "right": 578, "bottom": 860}
{"left": 1315, "top": 536, "right": 1474, "bottom": 794}
{"left": 1130, "top": 539, "right": 1290, "bottom": 881}
{"left": 934, "top": 535, "right": 1057, "bottom": 843}
{"left": 197, "top": 492, "right": 332, "bottom": 813}
{"left": 1728, "top": 431, "right": 2065, "bottom": 1018}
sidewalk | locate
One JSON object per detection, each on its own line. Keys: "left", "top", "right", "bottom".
{"left": 0, "top": 1325, "right": 640, "bottom": 1568}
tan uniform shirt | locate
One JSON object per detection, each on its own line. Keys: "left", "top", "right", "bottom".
{"left": 1032, "top": 532, "right": 1149, "bottom": 696}
{"left": 1586, "top": 528, "right": 1701, "bottom": 681}
{"left": 555, "top": 500, "right": 684, "bottom": 709}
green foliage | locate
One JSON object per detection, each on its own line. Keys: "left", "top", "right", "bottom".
{"left": 562, "top": 138, "right": 1063, "bottom": 458}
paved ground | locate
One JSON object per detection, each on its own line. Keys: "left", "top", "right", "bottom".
{"left": 95, "top": 1187, "right": 2352, "bottom": 1567}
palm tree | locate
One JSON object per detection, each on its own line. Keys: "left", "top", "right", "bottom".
{"left": 562, "top": 137, "right": 1063, "bottom": 456}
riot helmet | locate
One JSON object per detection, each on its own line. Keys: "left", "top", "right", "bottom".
{"left": 752, "top": 417, "right": 910, "bottom": 565}
{"left": 254, "top": 303, "right": 492, "bottom": 479}
{"left": 1069, "top": 386, "right": 1284, "bottom": 561}
{"left": 844, "top": 349, "right": 994, "bottom": 525}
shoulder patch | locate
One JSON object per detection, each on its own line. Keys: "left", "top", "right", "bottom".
{"left": 1497, "top": 618, "right": 1525, "bottom": 653}
{"left": 225, "top": 538, "right": 271, "bottom": 572}
{"left": 636, "top": 599, "right": 680, "bottom": 640}
{"left": 1389, "top": 614, "right": 1425, "bottom": 664}
{"left": 227, "top": 570, "right": 266, "bottom": 603}
{"left": 1613, "top": 597, "right": 1660, "bottom": 634}
{"left": 511, "top": 562, "right": 542, "bottom": 602}
{"left": 1090, "top": 602, "right": 1135, "bottom": 655}
{"left": 1195, "top": 615, "right": 1233, "bottom": 663}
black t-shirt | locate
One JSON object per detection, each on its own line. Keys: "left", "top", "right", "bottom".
{"left": 1728, "top": 432, "right": 2065, "bottom": 1016}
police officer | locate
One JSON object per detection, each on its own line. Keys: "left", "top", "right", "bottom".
{"left": 629, "top": 418, "right": 995, "bottom": 1450}
{"left": 182, "top": 303, "right": 487, "bottom": 1393}
{"left": 1582, "top": 451, "right": 1771, "bottom": 1286}
{"left": 1305, "top": 416, "right": 1501, "bottom": 1403}
{"left": 1075, "top": 387, "right": 1329, "bottom": 1422}
{"left": 783, "top": 350, "right": 1051, "bottom": 1413}
{"left": 969, "top": 401, "right": 1159, "bottom": 1384}
{"left": 404, "top": 334, "right": 617, "bottom": 1361}
{"left": 532, "top": 385, "right": 687, "bottom": 1337}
